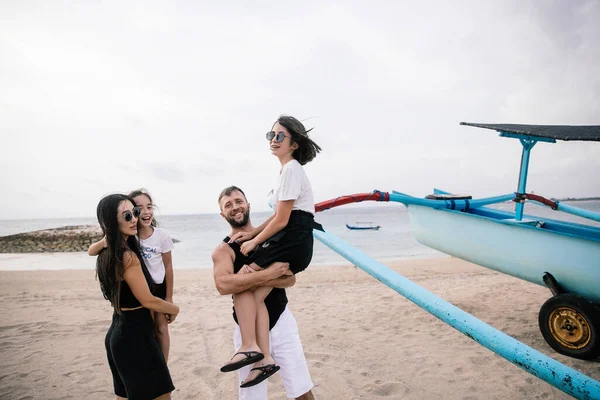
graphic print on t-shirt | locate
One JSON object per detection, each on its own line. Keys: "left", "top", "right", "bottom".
{"left": 140, "top": 245, "right": 159, "bottom": 259}
{"left": 139, "top": 227, "right": 174, "bottom": 284}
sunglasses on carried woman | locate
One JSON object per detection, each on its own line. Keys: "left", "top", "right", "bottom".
{"left": 122, "top": 207, "right": 141, "bottom": 222}
{"left": 266, "top": 131, "right": 292, "bottom": 143}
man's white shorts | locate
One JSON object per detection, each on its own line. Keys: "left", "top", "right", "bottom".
{"left": 233, "top": 306, "right": 313, "bottom": 399}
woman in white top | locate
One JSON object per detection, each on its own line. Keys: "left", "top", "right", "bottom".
{"left": 220, "top": 115, "right": 322, "bottom": 388}
{"left": 88, "top": 189, "right": 175, "bottom": 363}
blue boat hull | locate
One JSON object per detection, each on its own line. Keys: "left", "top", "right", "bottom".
{"left": 407, "top": 205, "right": 600, "bottom": 304}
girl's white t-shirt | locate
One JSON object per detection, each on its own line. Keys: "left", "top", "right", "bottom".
{"left": 272, "top": 159, "right": 315, "bottom": 215}
{"left": 139, "top": 227, "right": 174, "bottom": 284}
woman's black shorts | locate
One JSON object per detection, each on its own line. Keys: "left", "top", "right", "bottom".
{"left": 105, "top": 308, "right": 174, "bottom": 399}
{"left": 248, "top": 210, "right": 316, "bottom": 274}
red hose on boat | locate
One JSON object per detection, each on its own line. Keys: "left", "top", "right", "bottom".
{"left": 514, "top": 193, "right": 558, "bottom": 210}
{"left": 315, "top": 191, "right": 390, "bottom": 213}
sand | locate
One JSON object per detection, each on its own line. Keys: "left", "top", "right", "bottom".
{"left": 0, "top": 256, "right": 598, "bottom": 399}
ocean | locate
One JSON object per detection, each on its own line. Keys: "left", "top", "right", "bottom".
{"left": 1, "top": 200, "right": 598, "bottom": 271}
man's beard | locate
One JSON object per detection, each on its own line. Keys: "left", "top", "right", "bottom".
{"left": 226, "top": 210, "right": 250, "bottom": 228}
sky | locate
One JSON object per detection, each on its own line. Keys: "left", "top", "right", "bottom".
{"left": 1, "top": 0, "right": 599, "bottom": 220}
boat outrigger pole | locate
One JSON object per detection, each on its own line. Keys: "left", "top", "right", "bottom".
{"left": 310, "top": 227, "right": 600, "bottom": 400}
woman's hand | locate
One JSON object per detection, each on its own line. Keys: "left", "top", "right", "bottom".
{"left": 165, "top": 305, "right": 179, "bottom": 323}
{"left": 102, "top": 236, "right": 108, "bottom": 248}
{"left": 228, "top": 230, "right": 255, "bottom": 244}
{"left": 240, "top": 239, "right": 258, "bottom": 256}
{"left": 240, "top": 264, "right": 261, "bottom": 274}
{"left": 166, "top": 313, "right": 177, "bottom": 323}
{"left": 240, "top": 265, "right": 252, "bottom": 274}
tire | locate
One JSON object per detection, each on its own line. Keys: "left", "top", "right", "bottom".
{"left": 538, "top": 293, "right": 600, "bottom": 360}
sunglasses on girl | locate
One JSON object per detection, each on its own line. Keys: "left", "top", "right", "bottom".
{"left": 122, "top": 207, "right": 141, "bottom": 222}
{"left": 266, "top": 131, "right": 291, "bottom": 143}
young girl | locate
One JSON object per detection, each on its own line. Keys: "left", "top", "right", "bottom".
{"left": 95, "top": 193, "right": 179, "bottom": 399}
{"left": 220, "top": 115, "right": 321, "bottom": 388}
{"left": 89, "top": 189, "right": 175, "bottom": 363}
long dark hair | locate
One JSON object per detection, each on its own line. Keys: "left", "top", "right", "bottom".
{"left": 95, "top": 193, "right": 153, "bottom": 313}
{"left": 275, "top": 115, "right": 322, "bottom": 165}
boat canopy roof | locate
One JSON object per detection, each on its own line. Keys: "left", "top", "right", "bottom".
{"left": 460, "top": 122, "right": 600, "bottom": 142}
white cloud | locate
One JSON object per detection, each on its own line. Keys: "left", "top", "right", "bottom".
{"left": 1, "top": 0, "right": 598, "bottom": 219}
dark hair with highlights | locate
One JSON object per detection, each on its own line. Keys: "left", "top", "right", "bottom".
{"left": 274, "top": 115, "right": 322, "bottom": 165}
{"left": 95, "top": 193, "right": 154, "bottom": 314}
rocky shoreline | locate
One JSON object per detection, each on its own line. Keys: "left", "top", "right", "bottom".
{"left": 0, "top": 225, "right": 104, "bottom": 253}
{"left": 0, "top": 225, "right": 181, "bottom": 253}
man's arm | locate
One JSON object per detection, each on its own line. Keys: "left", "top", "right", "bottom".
{"left": 212, "top": 244, "right": 290, "bottom": 295}
{"left": 262, "top": 274, "right": 296, "bottom": 289}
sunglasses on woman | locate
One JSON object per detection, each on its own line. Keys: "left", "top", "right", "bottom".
{"left": 266, "top": 131, "right": 292, "bottom": 143}
{"left": 122, "top": 207, "right": 141, "bottom": 222}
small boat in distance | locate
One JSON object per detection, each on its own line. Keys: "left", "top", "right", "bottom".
{"left": 346, "top": 221, "right": 380, "bottom": 230}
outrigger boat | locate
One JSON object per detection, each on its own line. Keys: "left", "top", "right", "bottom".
{"left": 346, "top": 221, "right": 380, "bottom": 230}
{"left": 316, "top": 123, "right": 600, "bottom": 360}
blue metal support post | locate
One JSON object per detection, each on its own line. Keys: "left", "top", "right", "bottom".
{"left": 515, "top": 138, "right": 537, "bottom": 220}
{"left": 499, "top": 131, "right": 555, "bottom": 221}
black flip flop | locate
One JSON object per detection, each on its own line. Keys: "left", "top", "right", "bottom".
{"left": 239, "top": 364, "right": 281, "bottom": 388}
{"left": 220, "top": 351, "right": 265, "bottom": 372}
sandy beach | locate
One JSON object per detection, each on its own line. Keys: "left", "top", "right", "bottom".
{"left": 1, "top": 256, "right": 598, "bottom": 400}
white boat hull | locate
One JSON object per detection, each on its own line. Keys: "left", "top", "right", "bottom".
{"left": 407, "top": 205, "right": 600, "bottom": 304}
